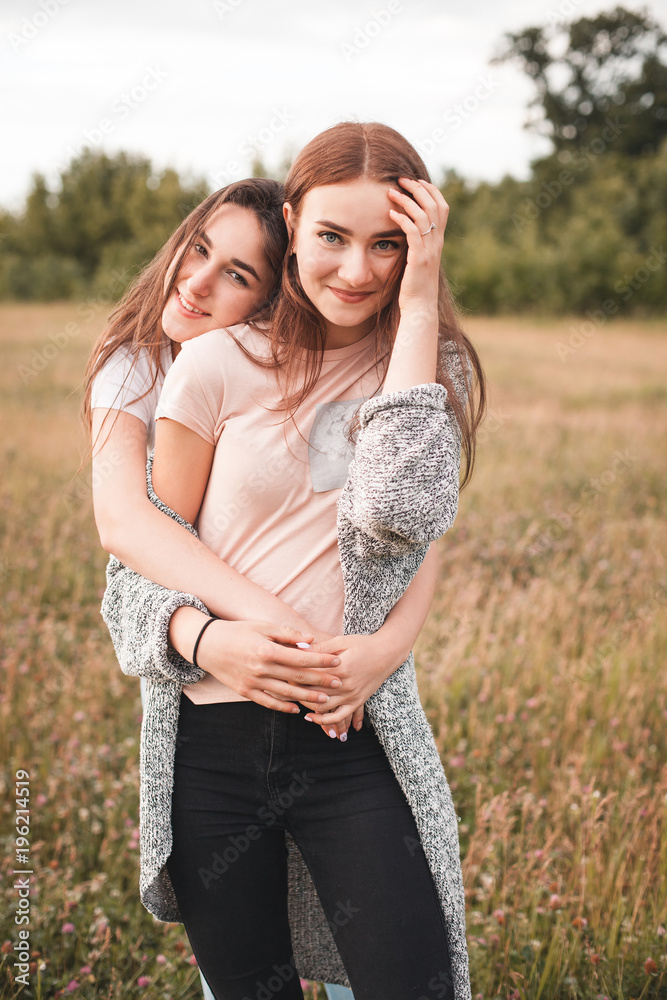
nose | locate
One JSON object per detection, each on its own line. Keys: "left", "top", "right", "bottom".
{"left": 337, "top": 246, "right": 374, "bottom": 288}
{"left": 186, "top": 260, "right": 216, "bottom": 298}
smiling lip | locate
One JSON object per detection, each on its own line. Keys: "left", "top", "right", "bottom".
{"left": 329, "top": 287, "right": 375, "bottom": 304}
{"left": 176, "top": 290, "right": 210, "bottom": 316}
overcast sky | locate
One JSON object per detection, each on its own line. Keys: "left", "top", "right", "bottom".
{"left": 2, "top": 0, "right": 666, "bottom": 209}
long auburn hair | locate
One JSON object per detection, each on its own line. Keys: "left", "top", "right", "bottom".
{"left": 256, "top": 121, "right": 486, "bottom": 487}
{"left": 82, "top": 177, "right": 288, "bottom": 440}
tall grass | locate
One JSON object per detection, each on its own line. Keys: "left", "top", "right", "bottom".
{"left": 1, "top": 306, "right": 665, "bottom": 999}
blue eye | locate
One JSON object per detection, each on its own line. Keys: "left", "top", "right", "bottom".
{"left": 319, "top": 232, "right": 342, "bottom": 245}
{"left": 374, "top": 239, "right": 400, "bottom": 251}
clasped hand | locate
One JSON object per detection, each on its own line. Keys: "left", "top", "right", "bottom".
{"left": 197, "top": 621, "right": 395, "bottom": 742}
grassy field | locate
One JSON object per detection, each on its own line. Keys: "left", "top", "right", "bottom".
{"left": 1, "top": 303, "right": 665, "bottom": 999}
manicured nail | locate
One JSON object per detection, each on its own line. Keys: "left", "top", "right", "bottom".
{"left": 304, "top": 715, "right": 314, "bottom": 722}
{"left": 339, "top": 732, "right": 348, "bottom": 742}
{"left": 296, "top": 641, "right": 311, "bottom": 650}
{"left": 328, "top": 729, "right": 337, "bottom": 739}
{"left": 318, "top": 694, "right": 329, "bottom": 703}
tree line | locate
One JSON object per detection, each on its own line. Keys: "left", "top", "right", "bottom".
{"left": 1, "top": 6, "right": 665, "bottom": 315}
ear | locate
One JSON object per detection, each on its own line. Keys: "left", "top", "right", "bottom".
{"left": 283, "top": 202, "right": 294, "bottom": 237}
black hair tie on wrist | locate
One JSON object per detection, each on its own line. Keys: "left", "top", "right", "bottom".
{"left": 192, "top": 616, "right": 219, "bottom": 668}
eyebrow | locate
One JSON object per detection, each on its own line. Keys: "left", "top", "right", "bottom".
{"left": 315, "top": 220, "right": 405, "bottom": 239}
{"left": 197, "top": 231, "right": 261, "bottom": 281}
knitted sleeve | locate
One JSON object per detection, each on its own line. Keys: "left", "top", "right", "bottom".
{"left": 99, "top": 456, "right": 209, "bottom": 684}
{"left": 338, "top": 383, "right": 461, "bottom": 550}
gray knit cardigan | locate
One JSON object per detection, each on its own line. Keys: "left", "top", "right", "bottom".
{"left": 101, "top": 382, "right": 471, "bottom": 999}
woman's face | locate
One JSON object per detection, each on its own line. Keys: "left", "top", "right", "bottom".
{"left": 285, "top": 179, "right": 406, "bottom": 348}
{"left": 162, "top": 203, "right": 275, "bottom": 348}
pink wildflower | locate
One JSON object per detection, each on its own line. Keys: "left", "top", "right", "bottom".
{"left": 61, "top": 923, "right": 75, "bottom": 934}
{"left": 137, "top": 975, "right": 151, "bottom": 987}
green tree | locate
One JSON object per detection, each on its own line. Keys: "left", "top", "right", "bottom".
{"left": 494, "top": 6, "right": 667, "bottom": 157}
{"left": 0, "top": 150, "right": 208, "bottom": 301}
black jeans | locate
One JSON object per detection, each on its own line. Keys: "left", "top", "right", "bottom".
{"left": 167, "top": 695, "right": 453, "bottom": 1000}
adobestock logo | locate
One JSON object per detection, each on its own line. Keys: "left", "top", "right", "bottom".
{"left": 208, "top": 108, "right": 296, "bottom": 189}
{"left": 418, "top": 76, "right": 501, "bottom": 157}
{"left": 8, "top": 0, "right": 72, "bottom": 52}
{"left": 340, "top": 2, "right": 404, "bottom": 63}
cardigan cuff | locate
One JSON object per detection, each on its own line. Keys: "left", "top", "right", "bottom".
{"left": 358, "top": 383, "right": 449, "bottom": 429}
{"left": 148, "top": 588, "right": 208, "bottom": 685}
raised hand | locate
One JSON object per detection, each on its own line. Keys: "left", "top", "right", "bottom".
{"left": 387, "top": 177, "right": 449, "bottom": 313}
{"left": 382, "top": 178, "right": 450, "bottom": 393}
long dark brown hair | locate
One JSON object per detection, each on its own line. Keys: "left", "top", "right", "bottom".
{"left": 255, "top": 122, "right": 486, "bottom": 486}
{"left": 82, "top": 177, "right": 288, "bottom": 439}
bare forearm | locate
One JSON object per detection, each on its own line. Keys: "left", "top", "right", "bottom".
{"left": 377, "top": 541, "right": 438, "bottom": 665}
{"left": 382, "top": 309, "right": 439, "bottom": 394}
{"left": 101, "top": 495, "right": 326, "bottom": 635}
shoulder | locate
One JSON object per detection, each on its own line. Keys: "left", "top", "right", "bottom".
{"left": 91, "top": 340, "right": 171, "bottom": 420}
{"left": 96, "top": 341, "right": 169, "bottom": 383}
{"left": 170, "top": 323, "right": 272, "bottom": 392}
{"left": 438, "top": 339, "right": 472, "bottom": 409}
{"left": 178, "top": 323, "right": 270, "bottom": 363}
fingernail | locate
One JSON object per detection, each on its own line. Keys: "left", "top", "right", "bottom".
{"left": 331, "top": 657, "right": 341, "bottom": 666}
{"left": 304, "top": 715, "right": 314, "bottom": 722}
{"left": 318, "top": 694, "right": 329, "bottom": 703}
{"left": 354, "top": 721, "right": 363, "bottom": 731}
{"left": 339, "top": 732, "right": 348, "bottom": 742}
{"left": 296, "top": 641, "right": 311, "bottom": 650}
{"left": 330, "top": 678, "right": 342, "bottom": 688}
{"left": 328, "top": 729, "right": 337, "bottom": 739}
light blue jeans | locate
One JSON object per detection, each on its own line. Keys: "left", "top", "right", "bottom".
{"left": 140, "top": 680, "right": 354, "bottom": 1000}
{"left": 201, "top": 978, "right": 353, "bottom": 999}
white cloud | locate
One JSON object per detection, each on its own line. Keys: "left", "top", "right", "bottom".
{"left": 2, "top": 0, "right": 666, "bottom": 207}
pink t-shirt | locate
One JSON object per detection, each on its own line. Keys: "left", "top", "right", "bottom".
{"left": 155, "top": 323, "right": 384, "bottom": 704}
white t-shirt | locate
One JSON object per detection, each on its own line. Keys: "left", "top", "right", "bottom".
{"left": 91, "top": 343, "right": 173, "bottom": 453}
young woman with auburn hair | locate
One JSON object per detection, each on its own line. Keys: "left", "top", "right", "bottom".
{"left": 101, "top": 121, "right": 485, "bottom": 1000}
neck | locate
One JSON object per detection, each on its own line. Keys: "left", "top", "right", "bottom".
{"left": 323, "top": 319, "right": 375, "bottom": 351}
